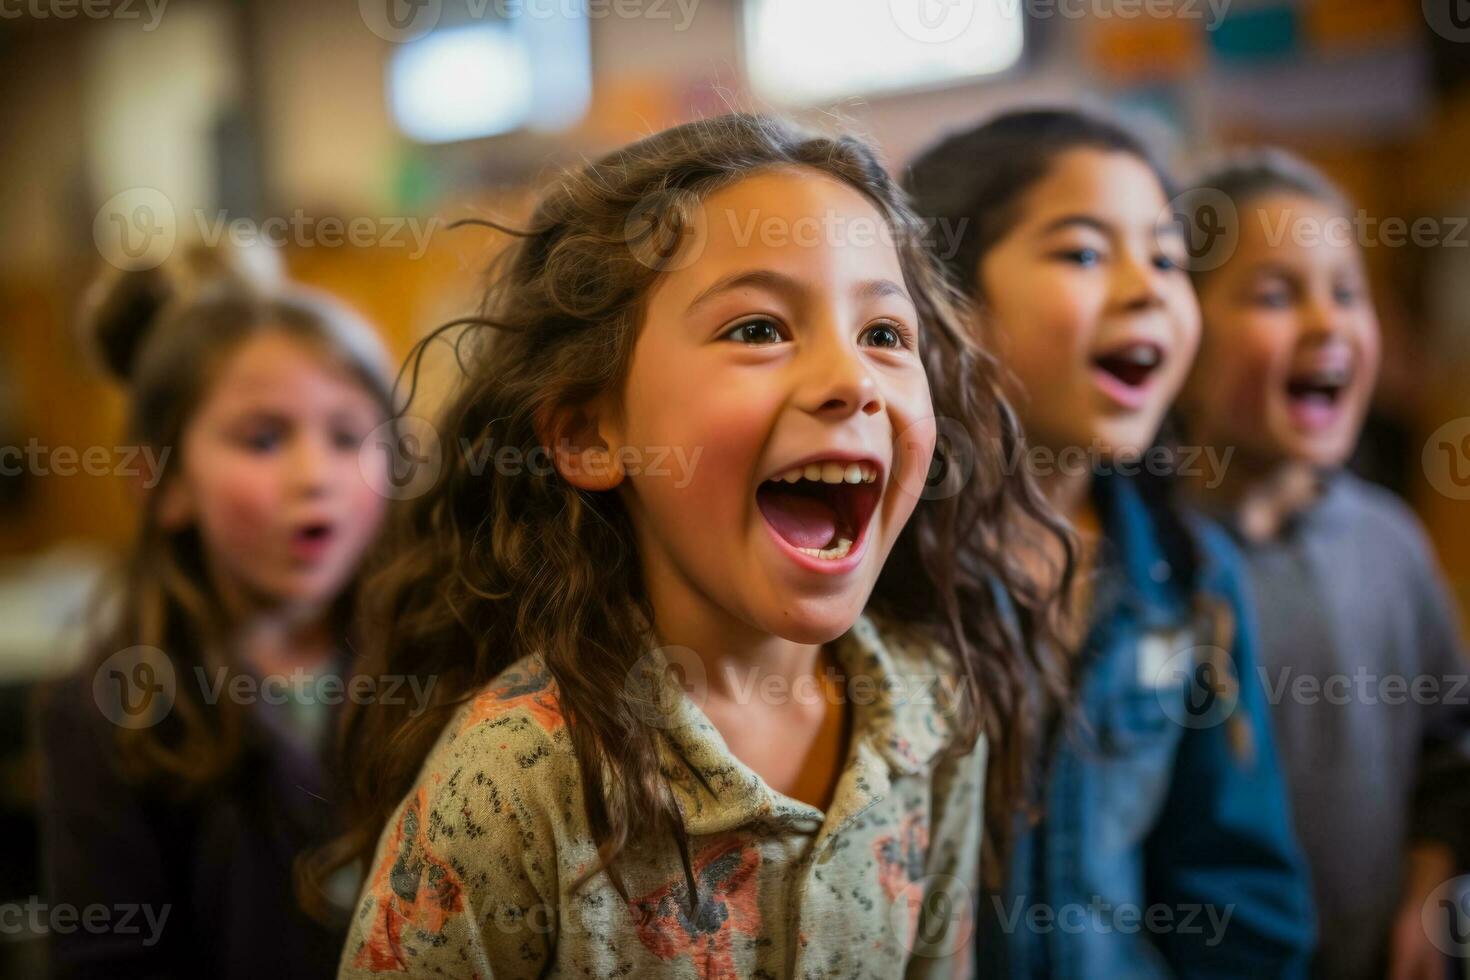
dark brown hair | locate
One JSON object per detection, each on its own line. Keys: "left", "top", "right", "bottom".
{"left": 903, "top": 107, "right": 1173, "bottom": 298}
{"left": 54, "top": 243, "right": 393, "bottom": 791}
{"left": 311, "top": 113, "right": 1073, "bottom": 915}
{"left": 1184, "top": 146, "right": 1351, "bottom": 287}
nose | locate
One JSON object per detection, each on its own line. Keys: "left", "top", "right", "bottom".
{"left": 1302, "top": 291, "right": 1351, "bottom": 341}
{"left": 1111, "top": 248, "right": 1167, "bottom": 313}
{"left": 289, "top": 431, "right": 332, "bottom": 498}
{"left": 797, "top": 329, "right": 884, "bottom": 419}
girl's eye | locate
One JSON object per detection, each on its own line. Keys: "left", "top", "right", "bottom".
{"left": 860, "top": 321, "right": 911, "bottom": 350}
{"left": 1251, "top": 288, "right": 1292, "bottom": 310}
{"left": 333, "top": 428, "right": 365, "bottom": 451}
{"left": 1153, "top": 253, "right": 1180, "bottom": 272}
{"left": 241, "top": 428, "right": 284, "bottom": 452}
{"left": 1057, "top": 247, "right": 1103, "bottom": 267}
{"left": 1333, "top": 284, "right": 1362, "bottom": 307}
{"left": 722, "top": 317, "right": 785, "bottom": 346}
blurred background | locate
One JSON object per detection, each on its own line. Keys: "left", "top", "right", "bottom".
{"left": 3, "top": 0, "right": 1470, "bottom": 971}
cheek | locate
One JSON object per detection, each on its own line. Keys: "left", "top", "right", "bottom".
{"left": 1208, "top": 325, "right": 1283, "bottom": 427}
{"left": 1356, "top": 320, "right": 1383, "bottom": 384}
{"left": 1154, "top": 289, "right": 1202, "bottom": 401}
{"left": 195, "top": 463, "right": 282, "bottom": 541}
{"left": 342, "top": 460, "right": 388, "bottom": 536}
{"left": 620, "top": 362, "right": 774, "bottom": 534}
{"left": 995, "top": 280, "right": 1095, "bottom": 382}
{"left": 1168, "top": 285, "right": 1203, "bottom": 361}
{"left": 889, "top": 408, "right": 937, "bottom": 521}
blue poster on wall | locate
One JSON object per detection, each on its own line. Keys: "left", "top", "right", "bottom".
{"left": 1209, "top": 2, "right": 1300, "bottom": 63}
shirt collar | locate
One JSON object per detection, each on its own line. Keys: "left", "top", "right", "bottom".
{"left": 1217, "top": 466, "right": 1353, "bottom": 545}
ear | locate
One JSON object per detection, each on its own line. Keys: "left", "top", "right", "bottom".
{"left": 537, "top": 399, "right": 625, "bottom": 492}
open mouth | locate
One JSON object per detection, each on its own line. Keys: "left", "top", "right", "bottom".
{"left": 1091, "top": 341, "right": 1165, "bottom": 389}
{"left": 290, "top": 521, "right": 336, "bottom": 560}
{"left": 755, "top": 459, "right": 881, "bottom": 563}
{"left": 1285, "top": 364, "right": 1352, "bottom": 409}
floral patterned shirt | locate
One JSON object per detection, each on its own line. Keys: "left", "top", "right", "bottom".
{"left": 339, "top": 613, "right": 986, "bottom": 979}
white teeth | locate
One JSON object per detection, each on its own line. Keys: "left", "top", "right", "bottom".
{"left": 1104, "top": 344, "right": 1161, "bottom": 366}
{"left": 796, "top": 537, "right": 853, "bottom": 560}
{"left": 772, "top": 461, "right": 878, "bottom": 485}
{"left": 1299, "top": 367, "right": 1350, "bottom": 387}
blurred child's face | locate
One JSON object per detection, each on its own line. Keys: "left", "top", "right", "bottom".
{"left": 613, "top": 167, "right": 936, "bottom": 645}
{"left": 164, "top": 330, "right": 388, "bottom": 616}
{"left": 1185, "top": 193, "right": 1380, "bottom": 468}
{"left": 978, "top": 148, "right": 1199, "bottom": 461}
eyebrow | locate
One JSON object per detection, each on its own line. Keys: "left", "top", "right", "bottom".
{"left": 1242, "top": 261, "right": 1297, "bottom": 280}
{"left": 1041, "top": 211, "right": 1190, "bottom": 249}
{"left": 1038, "top": 214, "right": 1112, "bottom": 237}
{"left": 683, "top": 269, "right": 911, "bottom": 315}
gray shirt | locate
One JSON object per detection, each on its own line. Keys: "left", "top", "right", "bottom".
{"left": 1226, "top": 472, "right": 1470, "bottom": 980}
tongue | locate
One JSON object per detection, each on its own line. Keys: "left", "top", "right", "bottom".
{"left": 757, "top": 486, "right": 837, "bottom": 550}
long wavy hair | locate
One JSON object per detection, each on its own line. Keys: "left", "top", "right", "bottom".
{"left": 310, "top": 113, "right": 1074, "bottom": 914}
{"left": 46, "top": 244, "right": 393, "bottom": 792}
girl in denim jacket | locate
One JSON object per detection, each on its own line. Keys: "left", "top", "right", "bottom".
{"left": 906, "top": 109, "right": 1315, "bottom": 979}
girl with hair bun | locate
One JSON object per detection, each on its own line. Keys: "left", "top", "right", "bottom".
{"left": 36, "top": 242, "right": 395, "bottom": 978}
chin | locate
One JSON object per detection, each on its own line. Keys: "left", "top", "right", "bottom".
{"left": 272, "top": 576, "right": 348, "bottom": 610}
{"left": 1087, "top": 430, "right": 1157, "bottom": 465}
{"left": 1283, "top": 438, "right": 1355, "bottom": 470}
{"left": 761, "top": 595, "right": 868, "bottom": 646}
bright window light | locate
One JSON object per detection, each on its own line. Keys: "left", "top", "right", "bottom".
{"left": 388, "top": 15, "right": 589, "bottom": 144}
{"left": 744, "top": 0, "right": 1024, "bottom": 105}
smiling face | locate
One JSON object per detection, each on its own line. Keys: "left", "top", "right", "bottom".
{"left": 977, "top": 148, "right": 1200, "bottom": 461}
{"left": 1183, "top": 193, "right": 1380, "bottom": 468}
{"left": 162, "top": 329, "right": 389, "bottom": 616}
{"left": 600, "top": 167, "right": 936, "bottom": 645}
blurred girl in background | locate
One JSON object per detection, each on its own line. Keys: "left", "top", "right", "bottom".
{"left": 37, "top": 243, "right": 394, "bottom": 978}
{"left": 315, "top": 112, "right": 1072, "bottom": 978}
{"left": 1176, "top": 149, "right": 1470, "bottom": 980}
{"left": 906, "top": 109, "right": 1315, "bottom": 978}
